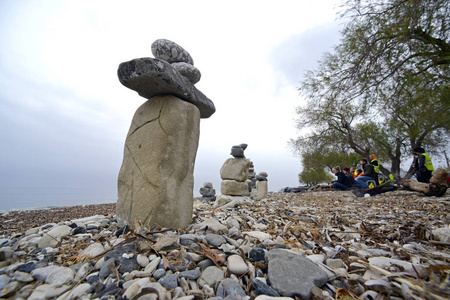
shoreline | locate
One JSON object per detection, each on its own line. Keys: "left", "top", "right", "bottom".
{"left": 0, "top": 202, "right": 116, "bottom": 236}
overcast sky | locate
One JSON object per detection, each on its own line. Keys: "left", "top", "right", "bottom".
{"left": 0, "top": 0, "right": 342, "bottom": 204}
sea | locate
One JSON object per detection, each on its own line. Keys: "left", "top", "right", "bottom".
{"left": 0, "top": 186, "right": 117, "bottom": 213}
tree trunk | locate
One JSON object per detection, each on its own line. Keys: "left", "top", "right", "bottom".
{"left": 352, "top": 182, "right": 397, "bottom": 197}
{"left": 403, "top": 161, "right": 416, "bottom": 180}
{"left": 401, "top": 168, "right": 449, "bottom": 197}
{"left": 389, "top": 156, "right": 401, "bottom": 180}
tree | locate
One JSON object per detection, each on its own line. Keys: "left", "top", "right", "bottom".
{"left": 293, "top": 0, "right": 450, "bottom": 179}
{"left": 298, "top": 168, "right": 334, "bottom": 186}
{"left": 337, "top": 0, "right": 450, "bottom": 101}
{"left": 297, "top": 149, "right": 358, "bottom": 186}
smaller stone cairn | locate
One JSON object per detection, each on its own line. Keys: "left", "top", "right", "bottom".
{"left": 199, "top": 182, "right": 216, "bottom": 201}
{"left": 220, "top": 144, "right": 251, "bottom": 196}
{"left": 214, "top": 144, "right": 252, "bottom": 207}
{"left": 256, "top": 171, "right": 269, "bottom": 200}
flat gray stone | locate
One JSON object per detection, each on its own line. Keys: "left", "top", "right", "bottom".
{"left": 118, "top": 58, "right": 215, "bottom": 118}
{"left": 31, "top": 265, "right": 60, "bottom": 281}
{"left": 0, "top": 274, "right": 10, "bottom": 290}
{"left": 46, "top": 225, "right": 72, "bottom": 238}
{"left": 13, "top": 271, "right": 34, "bottom": 283}
{"left": 216, "top": 278, "right": 246, "bottom": 298}
{"left": 267, "top": 249, "right": 328, "bottom": 298}
{"left": 79, "top": 242, "right": 105, "bottom": 257}
{"left": 179, "top": 268, "right": 201, "bottom": 280}
{"left": 158, "top": 274, "right": 179, "bottom": 290}
{"left": 198, "top": 266, "right": 224, "bottom": 288}
{"left": 205, "top": 233, "right": 226, "bottom": 247}
{"left": 65, "top": 283, "right": 93, "bottom": 299}
{"left": 45, "top": 267, "right": 76, "bottom": 286}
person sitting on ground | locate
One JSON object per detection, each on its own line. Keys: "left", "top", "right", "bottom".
{"left": 369, "top": 154, "right": 380, "bottom": 186}
{"left": 343, "top": 167, "right": 354, "bottom": 182}
{"left": 343, "top": 167, "right": 362, "bottom": 189}
{"left": 329, "top": 166, "right": 353, "bottom": 190}
{"left": 355, "top": 159, "right": 377, "bottom": 189}
{"left": 350, "top": 166, "right": 357, "bottom": 178}
{"left": 355, "top": 169, "right": 364, "bottom": 177}
{"left": 412, "top": 147, "right": 434, "bottom": 183}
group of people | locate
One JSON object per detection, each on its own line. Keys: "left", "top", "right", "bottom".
{"left": 330, "top": 148, "right": 435, "bottom": 191}
{"left": 329, "top": 155, "right": 380, "bottom": 191}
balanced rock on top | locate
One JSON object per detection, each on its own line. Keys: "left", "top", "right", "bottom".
{"left": 152, "top": 39, "right": 201, "bottom": 84}
{"left": 151, "top": 39, "right": 194, "bottom": 64}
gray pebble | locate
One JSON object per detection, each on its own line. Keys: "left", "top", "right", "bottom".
{"left": 179, "top": 268, "right": 201, "bottom": 280}
{"left": 216, "top": 278, "right": 246, "bottom": 298}
{"left": 206, "top": 233, "right": 226, "bottom": 247}
{"left": 158, "top": 274, "right": 179, "bottom": 290}
{"left": 153, "top": 269, "right": 166, "bottom": 280}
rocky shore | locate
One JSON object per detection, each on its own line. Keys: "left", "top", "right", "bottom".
{"left": 1, "top": 190, "right": 449, "bottom": 299}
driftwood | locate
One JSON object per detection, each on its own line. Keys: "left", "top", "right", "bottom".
{"left": 352, "top": 182, "right": 397, "bottom": 197}
{"left": 401, "top": 168, "right": 449, "bottom": 197}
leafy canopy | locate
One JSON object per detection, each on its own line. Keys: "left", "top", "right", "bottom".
{"left": 292, "top": 0, "right": 450, "bottom": 179}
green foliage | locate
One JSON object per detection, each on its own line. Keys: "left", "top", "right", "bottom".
{"left": 298, "top": 168, "right": 334, "bottom": 186}
{"left": 292, "top": 0, "right": 450, "bottom": 179}
{"left": 297, "top": 149, "right": 358, "bottom": 186}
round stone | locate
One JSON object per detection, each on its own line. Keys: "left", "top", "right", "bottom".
{"left": 171, "top": 62, "right": 201, "bottom": 84}
{"left": 203, "top": 182, "right": 213, "bottom": 189}
{"left": 151, "top": 39, "right": 194, "bottom": 65}
{"left": 153, "top": 269, "right": 166, "bottom": 280}
{"left": 227, "top": 255, "right": 248, "bottom": 275}
{"left": 137, "top": 254, "right": 150, "bottom": 267}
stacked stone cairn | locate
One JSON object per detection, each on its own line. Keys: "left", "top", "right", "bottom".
{"left": 116, "top": 39, "right": 215, "bottom": 230}
{"left": 248, "top": 163, "right": 269, "bottom": 200}
{"left": 214, "top": 144, "right": 253, "bottom": 207}
{"left": 199, "top": 182, "right": 216, "bottom": 201}
{"left": 256, "top": 171, "right": 269, "bottom": 200}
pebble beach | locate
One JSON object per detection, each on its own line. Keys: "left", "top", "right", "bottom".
{"left": 1, "top": 190, "right": 449, "bottom": 299}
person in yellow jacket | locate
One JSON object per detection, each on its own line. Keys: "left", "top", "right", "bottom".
{"left": 369, "top": 154, "right": 380, "bottom": 185}
{"left": 413, "top": 147, "right": 434, "bottom": 183}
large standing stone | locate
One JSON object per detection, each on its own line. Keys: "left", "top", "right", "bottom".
{"left": 267, "top": 249, "right": 328, "bottom": 298}
{"left": 116, "top": 95, "right": 200, "bottom": 229}
{"left": 220, "top": 158, "right": 251, "bottom": 182}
